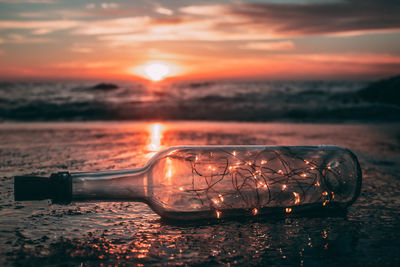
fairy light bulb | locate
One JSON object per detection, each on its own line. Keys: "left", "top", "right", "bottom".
{"left": 216, "top": 210, "right": 222, "bottom": 219}
{"left": 293, "top": 192, "right": 300, "bottom": 204}
{"left": 14, "top": 145, "right": 362, "bottom": 221}
{"left": 252, "top": 208, "right": 258, "bottom": 215}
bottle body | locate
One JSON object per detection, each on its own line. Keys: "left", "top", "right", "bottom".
{"left": 67, "top": 145, "right": 362, "bottom": 220}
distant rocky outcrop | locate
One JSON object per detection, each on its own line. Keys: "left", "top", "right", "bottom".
{"left": 90, "top": 83, "right": 119, "bottom": 91}
{"left": 358, "top": 75, "right": 400, "bottom": 105}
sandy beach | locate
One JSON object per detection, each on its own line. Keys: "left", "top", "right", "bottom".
{"left": 1, "top": 121, "right": 399, "bottom": 266}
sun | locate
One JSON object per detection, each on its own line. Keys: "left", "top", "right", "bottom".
{"left": 130, "top": 61, "right": 181, "bottom": 82}
{"left": 144, "top": 63, "right": 169, "bottom": 81}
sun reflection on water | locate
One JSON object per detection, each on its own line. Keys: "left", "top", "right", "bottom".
{"left": 146, "top": 122, "right": 165, "bottom": 158}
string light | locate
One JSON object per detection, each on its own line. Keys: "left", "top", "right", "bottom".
{"left": 164, "top": 147, "right": 351, "bottom": 217}
{"left": 293, "top": 192, "right": 300, "bottom": 204}
{"left": 252, "top": 208, "right": 258, "bottom": 215}
{"left": 216, "top": 210, "right": 222, "bottom": 219}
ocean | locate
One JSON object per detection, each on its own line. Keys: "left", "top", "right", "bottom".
{"left": 1, "top": 80, "right": 398, "bottom": 122}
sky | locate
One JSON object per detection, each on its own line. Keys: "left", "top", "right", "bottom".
{"left": 0, "top": 0, "right": 399, "bottom": 81}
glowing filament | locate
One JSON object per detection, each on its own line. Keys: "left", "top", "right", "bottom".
{"left": 278, "top": 170, "right": 284, "bottom": 175}
{"left": 233, "top": 151, "right": 237, "bottom": 156}
{"left": 286, "top": 208, "right": 292, "bottom": 213}
{"left": 282, "top": 184, "right": 287, "bottom": 191}
{"left": 315, "top": 181, "right": 320, "bottom": 187}
{"left": 179, "top": 187, "right": 184, "bottom": 191}
{"left": 246, "top": 161, "right": 252, "bottom": 166}
{"left": 252, "top": 208, "right": 258, "bottom": 215}
{"left": 304, "top": 160, "right": 310, "bottom": 165}
{"left": 293, "top": 192, "right": 300, "bottom": 204}
{"left": 261, "top": 160, "right": 267, "bottom": 165}
{"left": 218, "top": 194, "right": 224, "bottom": 202}
{"left": 310, "top": 166, "right": 315, "bottom": 170}
{"left": 216, "top": 210, "right": 222, "bottom": 219}
{"left": 322, "top": 191, "right": 328, "bottom": 196}
{"left": 300, "top": 173, "right": 307, "bottom": 178}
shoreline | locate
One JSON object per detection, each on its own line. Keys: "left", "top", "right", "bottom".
{"left": 1, "top": 120, "right": 400, "bottom": 129}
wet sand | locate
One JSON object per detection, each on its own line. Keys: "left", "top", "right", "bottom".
{"left": 1, "top": 121, "right": 400, "bottom": 266}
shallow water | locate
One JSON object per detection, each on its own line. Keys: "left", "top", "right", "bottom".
{"left": 1, "top": 121, "right": 399, "bottom": 266}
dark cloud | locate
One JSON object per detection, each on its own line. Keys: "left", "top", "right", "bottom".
{"left": 223, "top": 0, "right": 400, "bottom": 35}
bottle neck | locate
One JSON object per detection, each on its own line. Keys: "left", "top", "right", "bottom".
{"left": 70, "top": 167, "right": 148, "bottom": 202}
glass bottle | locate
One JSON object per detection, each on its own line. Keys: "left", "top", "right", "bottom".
{"left": 14, "top": 145, "right": 362, "bottom": 221}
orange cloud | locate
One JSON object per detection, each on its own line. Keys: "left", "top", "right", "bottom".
{"left": 241, "top": 41, "right": 295, "bottom": 51}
